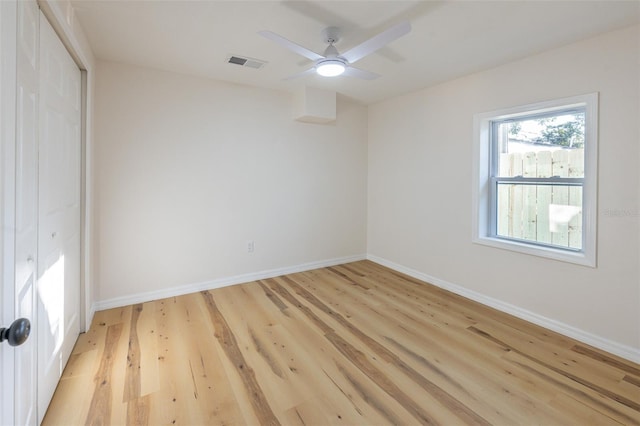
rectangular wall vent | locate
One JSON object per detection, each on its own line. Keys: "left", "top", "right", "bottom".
{"left": 226, "top": 55, "right": 267, "bottom": 70}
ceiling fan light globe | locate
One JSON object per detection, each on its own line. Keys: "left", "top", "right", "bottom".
{"left": 316, "top": 60, "right": 346, "bottom": 77}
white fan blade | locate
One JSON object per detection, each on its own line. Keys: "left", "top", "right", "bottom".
{"left": 342, "top": 67, "right": 380, "bottom": 80}
{"left": 259, "top": 30, "right": 324, "bottom": 62}
{"left": 341, "top": 21, "right": 411, "bottom": 64}
{"left": 284, "top": 67, "right": 317, "bottom": 81}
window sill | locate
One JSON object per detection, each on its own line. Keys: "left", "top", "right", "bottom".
{"left": 473, "top": 236, "right": 596, "bottom": 267}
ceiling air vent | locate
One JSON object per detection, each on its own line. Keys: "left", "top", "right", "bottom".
{"left": 226, "top": 55, "right": 267, "bottom": 70}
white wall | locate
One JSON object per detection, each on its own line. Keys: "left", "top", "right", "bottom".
{"left": 94, "top": 61, "right": 367, "bottom": 302}
{"left": 368, "top": 25, "right": 640, "bottom": 353}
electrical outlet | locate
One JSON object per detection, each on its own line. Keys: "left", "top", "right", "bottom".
{"left": 247, "top": 240, "right": 255, "bottom": 253}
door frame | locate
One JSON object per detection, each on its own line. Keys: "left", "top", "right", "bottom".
{"left": 0, "top": 1, "right": 94, "bottom": 423}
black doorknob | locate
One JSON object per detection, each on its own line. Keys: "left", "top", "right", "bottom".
{"left": 0, "top": 318, "right": 31, "bottom": 346}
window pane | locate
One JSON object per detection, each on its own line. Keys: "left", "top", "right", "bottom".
{"left": 496, "top": 183, "right": 582, "bottom": 250}
{"left": 496, "top": 112, "right": 585, "bottom": 178}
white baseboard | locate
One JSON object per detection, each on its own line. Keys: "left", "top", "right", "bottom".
{"left": 91, "top": 254, "right": 367, "bottom": 313}
{"left": 367, "top": 254, "right": 640, "bottom": 364}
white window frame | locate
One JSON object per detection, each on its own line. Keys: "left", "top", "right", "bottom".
{"left": 472, "top": 93, "right": 598, "bottom": 267}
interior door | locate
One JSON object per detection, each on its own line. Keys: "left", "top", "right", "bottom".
{"left": 37, "top": 11, "right": 81, "bottom": 423}
{"left": 14, "top": 1, "right": 39, "bottom": 424}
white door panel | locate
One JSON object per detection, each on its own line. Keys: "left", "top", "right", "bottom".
{"left": 37, "top": 11, "right": 81, "bottom": 423}
{"left": 0, "top": 2, "right": 18, "bottom": 424}
{"left": 14, "top": 0, "right": 39, "bottom": 424}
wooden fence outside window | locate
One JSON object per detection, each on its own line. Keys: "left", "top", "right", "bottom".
{"left": 497, "top": 149, "right": 584, "bottom": 249}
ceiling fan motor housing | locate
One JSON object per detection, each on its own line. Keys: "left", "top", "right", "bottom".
{"left": 323, "top": 43, "right": 341, "bottom": 59}
{"left": 321, "top": 26, "right": 341, "bottom": 45}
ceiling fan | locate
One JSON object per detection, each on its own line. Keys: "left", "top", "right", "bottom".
{"left": 259, "top": 21, "right": 411, "bottom": 80}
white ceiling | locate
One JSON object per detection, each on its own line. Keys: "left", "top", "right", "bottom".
{"left": 71, "top": 0, "right": 640, "bottom": 105}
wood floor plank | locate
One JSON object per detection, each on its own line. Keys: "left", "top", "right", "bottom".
{"left": 294, "top": 267, "right": 576, "bottom": 424}
{"left": 137, "top": 301, "right": 161, "bottom": 397}
{"left": 43, "top": 260, "right": 640, "bottom": 425}
{"left": 43, "top": 350, "right": 97, "bottom": 425}
{"left": 85, "top": 322, "right": 125, "bottom": 426}
{"left": 469, "top": 321, "right": 640, "bottom": 406}
{"left": 252, "top": 283, "right": 419, "bottom": 424}
{"left": 155, "top": 293, "right": 249, "bottom": 425}
{"left": 268, "top": 275, "right": 489, "bottom": 425}
{"left": 504, "top": 349, "right": 640, "bottom": 425}
{"left": 201, "top": 290, "right": 280, "bottom": 426}
{"left": 211, "top": 285, "right": 306, "bottom": 412}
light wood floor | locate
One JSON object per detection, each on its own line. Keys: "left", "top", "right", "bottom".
{"left": 43, "top": 261, "right": 640, "bottom": 425}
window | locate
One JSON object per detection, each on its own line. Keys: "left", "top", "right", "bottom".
{"left": 473, "top": 94, "right": 598, "bottom": 266}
